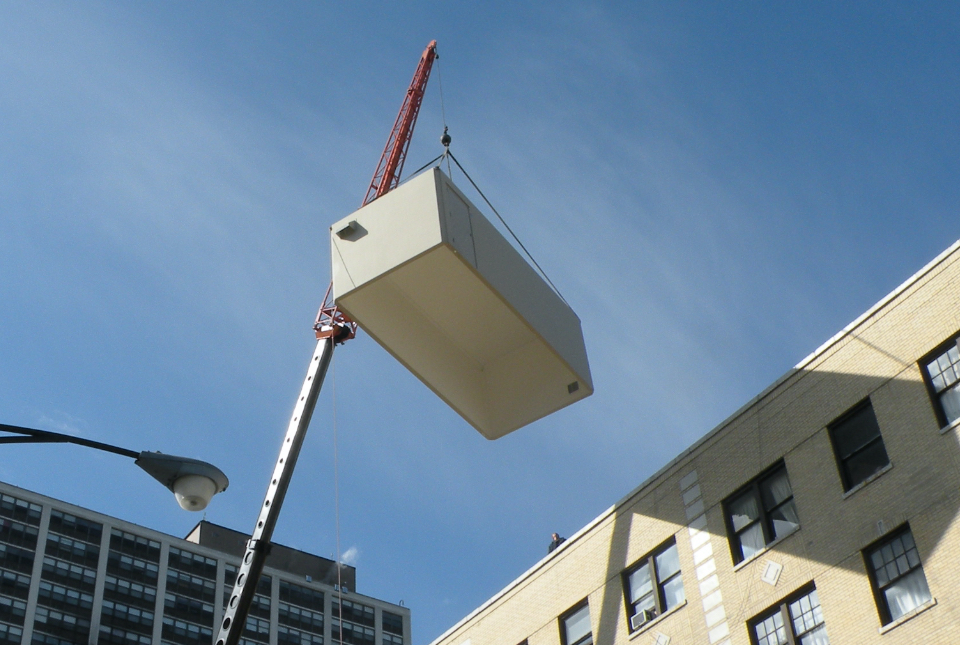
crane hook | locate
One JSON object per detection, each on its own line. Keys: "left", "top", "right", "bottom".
{"left": 441, "top": 126, "right": 451, "bottom": 148}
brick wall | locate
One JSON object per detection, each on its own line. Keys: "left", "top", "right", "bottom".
{"left": 432, "top": 241, "right": 960, "bottom": 645}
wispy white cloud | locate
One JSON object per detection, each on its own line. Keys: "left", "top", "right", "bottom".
{"left": 339, "top": 545, "right": 359, "bottom": 566}
{"left": 36, "top": 411, "right": 87, "bottom": 437}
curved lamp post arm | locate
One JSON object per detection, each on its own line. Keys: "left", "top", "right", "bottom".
{"left": 0, "top": 423, "right": 228, "bottom": 511}
{"left": 0, "top": 423, "right": 139, "bottom": 458}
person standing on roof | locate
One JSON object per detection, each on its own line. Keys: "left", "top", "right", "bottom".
{"left": 548, "top": 533, "right": 566, "bottom": 553}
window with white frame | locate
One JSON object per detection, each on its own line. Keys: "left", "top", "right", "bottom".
{"left": 749, "top": 585, "right": 829, "bottom": 645}
{"left": 921, "top": 334, "right": 960, "bottom": 427}
{"left": 724, "top": 461, "right": 800, "bottom": 564}
{"left": 864, "top": 526, "right": 932, "bottom": 625}
{"left": 622, "top": 539, "right": 684, "bottom": 629}
{"left": 560, "top": 601, "right": 592, "bottom": 645}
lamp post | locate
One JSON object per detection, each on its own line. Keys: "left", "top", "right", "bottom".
{"left": 0, "top": 423, "right": 229, "bottom": 511}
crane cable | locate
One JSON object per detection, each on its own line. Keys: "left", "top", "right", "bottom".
{"left": 436, "top": 54, "right": 453, "bottom": 177}
{"left": 401, "top": 148, "right": 569, "bottom": 306}
{"left": 326, "top": 52, "right": 564, "bottom": 635}
{"left": 328, "top": 46, "right": 446, "bottom": 638}
{"left": 444, "top": 151, "right": 568, "bottom": 305}
{"left": 406, "top": 60, "right": 568, "bottom": 305}
{"left": 332, "top": 355, "right": 344, "bottom": 645}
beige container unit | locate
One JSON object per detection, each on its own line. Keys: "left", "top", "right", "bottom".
{"left": 330, "top": 168, "right": 592, "bottom": 440}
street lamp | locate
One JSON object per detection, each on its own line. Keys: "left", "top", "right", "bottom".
{"left": 0, "top": 423, "right": 229, "bottom": 511}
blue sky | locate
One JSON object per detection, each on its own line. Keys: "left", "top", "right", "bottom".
{"left": 2, "top": 2, "right": 959, "bottom": 643}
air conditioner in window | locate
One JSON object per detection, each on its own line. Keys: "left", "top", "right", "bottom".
{"left": 630, "top": 609, "right": 655, "bottom": 631}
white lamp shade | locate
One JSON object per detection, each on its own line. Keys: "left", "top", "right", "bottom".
{"left": 136, "top": 451, "right": 228, "bottom": 511}
{"left": 173, "top": 474, "right": 218, "bottom": 511}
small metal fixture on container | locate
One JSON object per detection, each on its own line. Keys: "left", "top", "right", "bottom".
{"left": 330, "top": 168, "right": 593, "bottom": 439}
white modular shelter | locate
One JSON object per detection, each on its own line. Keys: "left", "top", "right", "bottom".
{"left": 330, "top": 168, "right": 592, "bottom": 439}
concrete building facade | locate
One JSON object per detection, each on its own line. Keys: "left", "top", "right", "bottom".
{"left": 0, "top": 482, "right": 410, "bottom": 645}
{"left": 431, "top": 240, "right": 960, "bottom": 645}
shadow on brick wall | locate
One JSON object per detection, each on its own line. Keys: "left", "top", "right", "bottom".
{"left": 587, "top": 366, "right": 960, "bottom": 643}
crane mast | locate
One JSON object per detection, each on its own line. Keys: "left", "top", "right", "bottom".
{"left": 362, "top": 40, "right": 438, "bottom": 206}
{"left": 217, "top": 41, "right": 438, "bottom": 645}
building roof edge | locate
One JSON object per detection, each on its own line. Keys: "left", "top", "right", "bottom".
{"left": 610, "top": 238, "right": 960, "bottom": 506}
{"left": 428, "top": 504, "right": 618, "bottom": 645}
{"left": 428, "top": 238, "right": 960, "bottom": 645}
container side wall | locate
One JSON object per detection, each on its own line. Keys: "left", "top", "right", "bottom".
{"left": 330, "top": 169, "right": 594, "bottom": 439}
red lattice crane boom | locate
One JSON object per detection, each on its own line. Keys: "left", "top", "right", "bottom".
{"left": 362, "top": 40, "right": 438, "bottom": 207}
{"left": 317, "top": 40, "right": 438, "bottom": 343}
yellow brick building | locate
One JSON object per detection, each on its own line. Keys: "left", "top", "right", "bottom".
{"left": 430, "top": 240, "right": 960, "bottom": 645}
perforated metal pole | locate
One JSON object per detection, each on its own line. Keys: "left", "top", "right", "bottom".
{"left": 216, "top": 337, "right": 336, "bottom": 645}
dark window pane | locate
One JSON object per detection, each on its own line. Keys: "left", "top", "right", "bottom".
{"left": 109, "top": 531, "right": 160, "bottom": 563}
{"left": 382, "top": 612, "right": 403, "bottom": 636}
{"left": 0, "top": 570, "right": 31, "bottom": 599}
{"left": 48, "top": 511, "right": 102, "bottom": 545}
{"left": 0, "top": 495, "right": 42, "bottom": 526}
{"left": 98, "top": 625, "right": 153, "bottom": 645}
{"left": 33, "top": 605, "right": 91, "bottom": 640}
{"left": 842, "top": 440, "right": 889, "bottom": 487}
{"left": 167, "top": 548, "right": 217, "bottom": 580}
{"left": 41, "top": 556, "right": 97, "bottom": 592}
{"left": 332, "top": 599, "right": 374, "bottom": 627}
{"left": 831, "top": 405, "right": 882, "bottom": 459}
{"left": 0, "top": 623, "right": 21, "bottom": 645}
{"left": 46, "top": 534, "right": 99, "bottom": 568}
{"left": 0, "top": 519, "right": 39, "bottom": 550}
{"left": 167, "top": 569, "right": 216, "bottom": 603}
{"left": 331, "top": 618, "right": 375, "bottom": 645}
{"left": 278, "top": 625, "right": 324, "bottom": 645}
{"left": 248, "top": 593, "right": 271, "bottom": 619}
{"left": 279, "top": 581, "right": 324, "bottom": 612}
{"left": 278, "top": 603, "right": 324, "bottom": 633}
{"left": 103, "top": 576, "right": 157, "bottom": 610}
{"left": 0, "top": 543, "right": 34, "bottom": 573}
{"left": 760, "top": 470, "right": 793, "bottom": 509}
{"left": 830, "top": 401, "right": 890, "bottom": 490}
{"left": 161, "top": 615, "right": 213, "bottom": 645}
{"left": 107, "top": 553, "right": 158, "bottom": 585}
{"left": 164, "top": 593, "right": 214, "bottom": 626}
{"left": 36, "top": 581, "right": 94, "bottom": 615}
{"left": 100, "top": 599, "right": 154, "bottom": 632}
{"left": 0, "top": 595, "right": 27, "bottom": 626}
